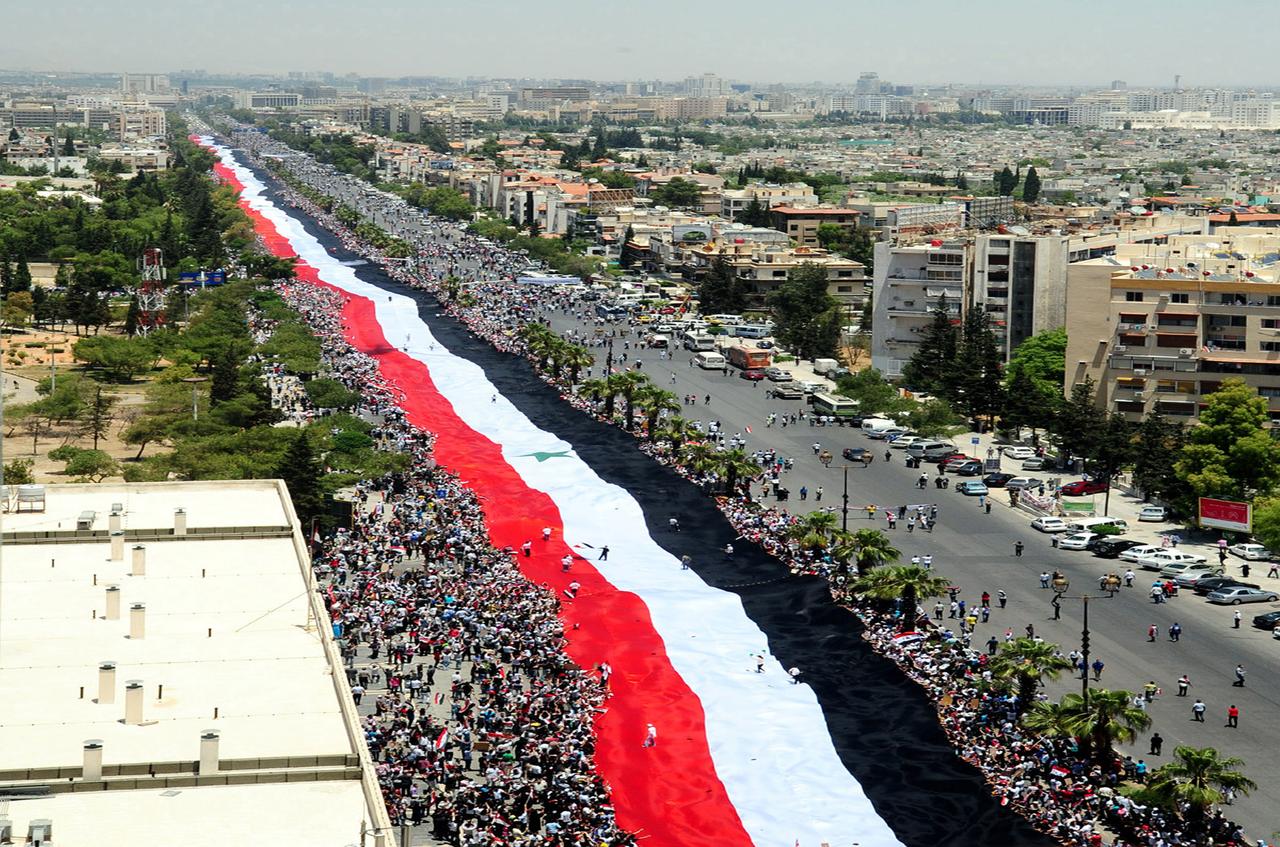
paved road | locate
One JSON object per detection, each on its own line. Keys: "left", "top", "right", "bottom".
{"left": 256, "top": 150, "right": 1277, "bottom": 839}
{"left": 540, "top": 309, "right": 1280, "bottom": 841}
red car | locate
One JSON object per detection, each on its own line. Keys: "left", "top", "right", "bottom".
{"left": 739, "top": 368, "right": 767, "bottom": 381}
{"left": 1060, "top": 478, "right": 1109, "bottom": 496}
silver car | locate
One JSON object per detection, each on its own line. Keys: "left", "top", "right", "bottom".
{"left": 1207, "top": 587, "right": 1280, "bottom": 605}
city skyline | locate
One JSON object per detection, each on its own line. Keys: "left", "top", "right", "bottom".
{"left": 5, "top": 0, "right": 1280, "bottom": 88}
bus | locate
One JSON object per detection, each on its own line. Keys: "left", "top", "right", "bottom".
{"left": 811, "top": 393, "right": 861, "bottom": 418}
{"left": 726, "top": 345, "right": 772, "bottom": 370}
{"left": 694, "top": 352, "right": 726, "bottom": 369}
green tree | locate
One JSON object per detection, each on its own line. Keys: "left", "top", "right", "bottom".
{"left": 72, "top": 336, "right": 158, "bottom": 381}
{"left": 11, "top": 254, "right": 32, "bottom": 293}
{"left": 1024, "top": 689, "right": 1151, "bottom": 769}
{"left": 63, "top": 448, "right": 121, "bottom": 483}
{"left": 650, "top": 177, "right": 702, "bottom": 208}
{"left": 276, "top": 431, "right": 324, "bottom": 529}
{"left": 1132, "top": 746, "right": 1256, "bottom": 831}
{"left": 901, "top": 296, "right": 958, "bottom": 394}
{"left": 951, "top": 305, "right": 1004, "bottom": 424}
{"left": 304, "top": 378, "right": 362, "bottom": 410}
{"left": 209, "top": 349, "right": 241, "bottom": 404}
{"left": 987, "top": 637, "right": 1073, "bottom": 714}
{"left": 1001, "top": 366, "right": 1059, "bottom": 443}
{"left": 1022, "top": 166, "right": 1042, "bottom": 203}
{"left": 698, "top": 256, "right": 747, "bottom": 315}
{"left": 841, "top": 528, "right": 901, "bottom": 575}
{"left": 904, "top": 398, "right": 966, "bottom": 438}
{"left": 1007, "top": 328, "right": 1066, "bottom": 390}
{"left": 835, "top": 367, "right": 905, "bottom": 416}
{"left": 1131, "top": 413, "right": 1186, "bottom": 504}
{"left": 737, "top": 198, "right": 770, "bottom": 226}
{"left": 715, "top": 448, "right": 760, "bottom": 497}
{"left": 1175, "top": 377, "right": 1280, "bottom": 503}
{"left": 851, "top": 564, "right": 951, "bottom": 630}
{"left": 767, "top": 262, "right": 842, "bottom": 361}
{"left": 62, "top": 133, "right": 75, "bottom": 156}
{"left": 636, "top": 385, "right": 680, "bottom": 440}
{"left": 3, "top": 458, "right": 35, "bottom": 485}
{"left": 1, "top": 291, "right": 34, "bottom": 329}
{"left": 1052, "top": 377, "right": 1105, "bottom": 469}
{"left": 996, "top": 166, "right": 1018, "bottom": 196}
{"left": 82, "top": 385, "right": 116, "bottom": 450}
{"left": 618, "top": 225, "right": 638, "bottom": 269}
{"left": 785, "top": 510, "right": 840, "bottom": 551}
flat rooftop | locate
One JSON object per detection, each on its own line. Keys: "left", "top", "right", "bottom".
{"left": 0, "top": 481, "right": 389, "bottom": 847}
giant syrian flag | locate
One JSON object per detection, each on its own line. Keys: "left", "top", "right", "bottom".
{"left": 197, "top": 137, "right": 1053, "bottom": 847}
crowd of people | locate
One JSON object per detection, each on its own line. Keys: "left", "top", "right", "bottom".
{"left": 225, "top": 123, "right": 1257, "bottom": 847}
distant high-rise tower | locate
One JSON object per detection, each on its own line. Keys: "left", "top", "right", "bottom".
{"left": 1110, "top": 80, "right": 1127, "bottom": 91}
{"left": 1174, "top": 74, "right": 1182, "bottom": 90}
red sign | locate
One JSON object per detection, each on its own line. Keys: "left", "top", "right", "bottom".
{"left": 1198, "top": 497, "right": 1252, "bottom": 533}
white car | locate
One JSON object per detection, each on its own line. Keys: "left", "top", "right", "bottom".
{"left": 890, "top": 434, "right": 924, "bottom": 449}
{"left": 1031, "top": 516, "right": 1069, "bottom": 533}
{"left": 1160, "top": 561, "right": 1222, "bottom": 579}
{"left": 1006, "top": 477, "right": 1044, "bottom": 491}
{"left": 1057, "top": 531, "right": 1098, "bottom": 551}
{"left": 1207, "top": 587, "right": 1280, "bottom": 605}
{"left": 1003, "top": 446, "right": 1036, "bottom": 460}
{"left": 1134, "top": 550, "right": 1208, "bottom": 571}
{"left": 1119, "top": 544, "right": 1163, "bottom": 564}
{"left": 1173, "top": 568, "right": 1225, "bottom": 587}
{"left": 1229, "top": 543, "right": 1273, "bottom": 561}
{"left": 1137, "top": 506, "right": 1167, "bottom": 522}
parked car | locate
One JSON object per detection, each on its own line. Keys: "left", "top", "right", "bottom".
{"left": 1117, "top": 544, "right": 1161, "bottom": 563}
{"left": 841, "top": 447, "right": 870, "bottom": 462}
{"left": 1160, "top": 561, "right": 1222, "bottom": 580}
{"left": 940, "top": 453, "right": 974, "bottom": 467}
{"left": 983, "top": 473, "right": 1014, "bottom": 488}
{"left": 1003, "top": 446, "right": 1036, "bottom": 460}
{"left": 1251, "top": 610, "right": 1280, "bottom": 629}
{"left": 956, "top": 481, "right": 989, "bottom": 496}
{"left": 1229, "top": 543, "right": 1273, "bottom": 561}
{"left": 1021, "top": 456, "right": 1055, "bottom": 470}
{"left": 1207, "top": 586, "right": 1280, "bottom": 605}
{"left": 1058, "top": 531, "right": 1098, "bottom": 551}
{"left": 763, "top": 367, "right": 792, "bottom": 382}
{"left": 1134, "top": 550, "right": 1208, "bottom": 571}
{"left": 1005, "top": 477, "right": 1044, "bottom": 492}
{"left": 889, "top": 435, "right": 924, "bottom": 449}
{"left": 866, "top": 426, "right": 909, "bottom": 440}
{"left": 1174, "top": 568, "right": 1228, "bottom": 588}
{"left": 1193, "top": 576, "right": 1260, "bottom": 596}
{"left": 951, "top": 461, "right": 984, "bottom": 476}
{"left": 739, "top": 369, "right": 766, "bottom": 381}
{"left": 1060, "top": 478, "right": 1110, "bottom": 497}
{"left": 1138, "top": 505, "right": 1167, "bottom": 522}
{"left": 1031, "top": 516, "right": 1069, "bottom": 533}
{"left": 1090, "top": 538, "right": 1143, "bottom": 558}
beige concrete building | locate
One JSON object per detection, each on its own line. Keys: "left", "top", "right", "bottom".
{"left": 0, "top": 480, "right": 393, "bottom": 847}
{"left": 1065, "top": 228, "right": 1280, "bottom": 422}
{"left": 684, "top": 241, "right": 868, "bottom": 310}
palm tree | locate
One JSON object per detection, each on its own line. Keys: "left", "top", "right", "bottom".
{"left": 659, "top": 416, "right": 699, "bottom": 452}
{"left": 578, "top": 377, "right": 609, "bottom": 407}
{"left": 601, "top": 371, "right": 636, "bottom": 420}
{"left": 848, "top": 528, "right": 901, "bottom": 574}
{"left": 786, "top": 510, "right": 840, "bottom": 551}
{"left": 681, "top": 441, "right": 722, "bottom": 480}
{"left": 562, "top": 345, "right": 594, "bottom": 384}
{"left": 613, "top": 370, "right": 651, "bottom": 431}
{"left": 851, "top": 565, "right": 951, "bottom": 630}
{"left": 1138, "top": 746, "right": 1256, "bottom": 830}
{"left": 636, "top": 386, "right": 680, "bottom": 441}
{"left": 987, "top": 637, "right": 1073, "bottom": 714}
{"left": 1024, "top": 689, "right": 1151, "bottom": 768}
{"left": 519, "top": 324, "right": 557, "bottom": 371}
{"left": 717, "top": 448, "right": 761, "bottom": 498}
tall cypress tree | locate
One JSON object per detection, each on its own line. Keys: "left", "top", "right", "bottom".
{"left": 953, "top": 305, "right": 1005, "bottom": 425}
{"left": 13, "top": 254, "right": 33, "bottom": 292}
{"left": 1022, "top": 167, "right": 1042, "bottom": 203}
{"left": 901, "top": 295, "right": 958, "bottom": 394}
{"left": 276, "top": 431, "right": 324, "bottom": 529}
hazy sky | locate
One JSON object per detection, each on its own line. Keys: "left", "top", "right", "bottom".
{"left": 6, "top": 0, "right": 1280, "bottom": 88}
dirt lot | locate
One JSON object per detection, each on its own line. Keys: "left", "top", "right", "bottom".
{"left": 2, "top": 328, "right": 151, "bottom": 485}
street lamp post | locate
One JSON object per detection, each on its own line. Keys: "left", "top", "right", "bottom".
{"left": 1052, "top": 577, "right": 1117, "bottom": 703}
{"left": 181, "top": 376, "right": 208, "bottom": 422}
{"left": 840, "top": 463, "right": 850, "bottom": 532}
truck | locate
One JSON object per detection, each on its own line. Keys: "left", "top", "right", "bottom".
{"left": 812, "top": 358, "right": 840, "bottom": 376}
{"left": 726, "top": 345, "right": 772, "bottom": 370}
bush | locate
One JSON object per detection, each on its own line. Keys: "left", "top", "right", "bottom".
{"left": 3, "top": 458, "right": 35, "bottom": 485}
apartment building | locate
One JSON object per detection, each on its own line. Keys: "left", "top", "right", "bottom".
{"left": 683, "top": 242, "right": 868, "bottom": 310}
{"left": 1065, "top": 229, "right": 1280, "bottom": 422}
{"left": 871, "top": 215, "right": 1209, "bottom": 378}
{"left": 720, "top": 182, "right": 817, "bottom": 220}
{"left": 768, "top": 205, "right": 859, "bottom": 246}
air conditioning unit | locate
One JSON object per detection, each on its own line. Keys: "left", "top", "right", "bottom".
{"left": 1179, "top": 348, "right": 1195, "bottom": 356}
{"left": 1134, "top": 369, "right": 1149, "bottom": 376}
{"left": 1114, "top": 345, "right": 1128, "bottom": 353}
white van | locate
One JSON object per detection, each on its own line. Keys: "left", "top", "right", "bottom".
{"left": 860, "top": 417, "right": 896, "bottom": 433}
{"left": 907, "top": 440, "right": 947, "bottom": 458}
{"left": 734, "top": 324, "right": 771, "bottom": 339}
{"left": 706, "top": 313, "right": 745, "bottom": 326}
{"left": 1066, "top": 516, "right": 1129, "bottom": 533}
{"left": 694, "top": 351, "right": 726, "bottom": 369}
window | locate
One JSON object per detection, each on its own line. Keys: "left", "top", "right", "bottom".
{"left": 1156, "top": 334, "right": 1195, "bottom": 348}
{"left": 1205, "top": 314, "right": 1247, "bottom": 328}
{"left": 1268, "top": 296, "right": 1280, "bottom": 307}
{"left": 1259, "top": 386, "right": 1280, "bottom": 398}
{"left": 1156, "top": 379, "right": 1196, "bottom": 393}
{"left": 1264, "top": 319, "right": 1280, "bottom": 329}
{"left": 1262, "top": 342, "right": 1280, "bottom": 352}
{"left": 1170, "top": 293, "right": 1190, "bottom": 304}
{"left": 1157, "top": 315, "right": 1197, "bottom": 328}
{"left": 1118, "top": 334, "right": 1147, "bottom": 346}
{"left": 1156, "top": 401, "right": 1196, "bottom": 416}
{"left": 1125, "top": 291, "right": 1145, "bottom": 302}
{"left": 1116, "top": 400, "right": 1146, "bottom": 414}
{"left": 836, "top": 285, "right": 853, "bottom": 293}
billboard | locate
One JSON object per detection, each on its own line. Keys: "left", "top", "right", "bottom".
{"left": 1198, "top": 497, "right": 1252, "bottom": 533}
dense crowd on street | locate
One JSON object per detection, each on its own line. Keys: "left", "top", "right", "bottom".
{"left": 225, "top": 125, "right": 1258, "bottom": 847}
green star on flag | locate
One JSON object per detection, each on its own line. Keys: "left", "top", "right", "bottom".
{"left": 519, "top": 450, "right": 572, "bottom": 462}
